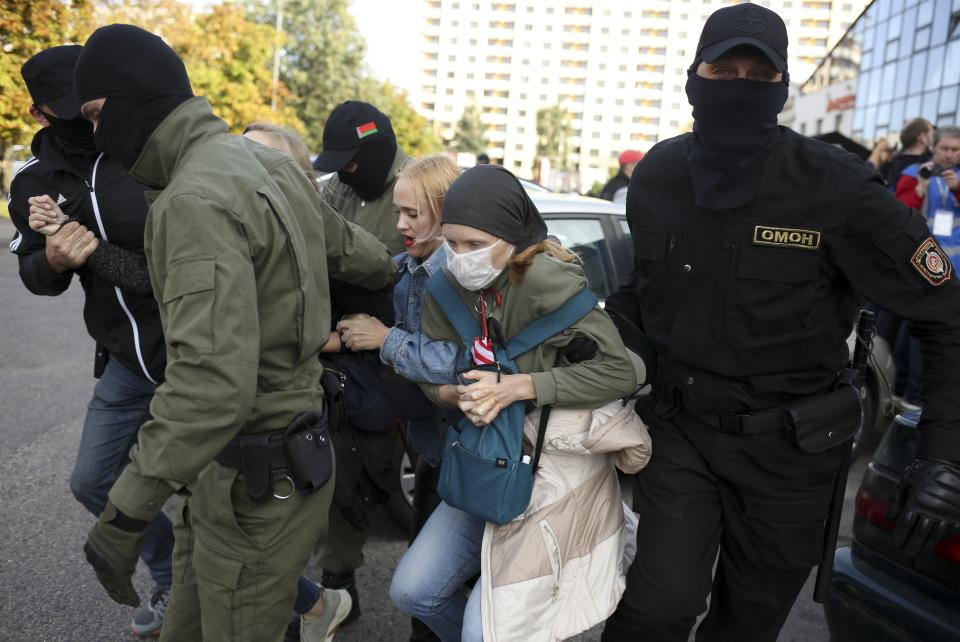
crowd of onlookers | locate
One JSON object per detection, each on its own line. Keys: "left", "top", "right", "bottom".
{"left": 863, "top": 118, "right": 960, "bottom": 411}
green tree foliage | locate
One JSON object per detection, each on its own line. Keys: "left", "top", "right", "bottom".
{"left": 0, "top": 0, "right": 93, "bottom": 184}
{"left": 452, "top": 103, "right": 486, "bottom": 154}
{"left": 585, "top": 180, "right": 605, "bottom": 198}
{"left": 248, "top": 0, "right": 365, "bottom": 150}
{"left": 536, "top": 104, "right": 572, "bottom": 170}
{"left": 101, "top": 0, "right": 302, "bottom": 133}
{"left": 1, "top": 0, "right": 434, "bottom": 169}
{"left": 357, "top": 79, "right": 440, "bottom": 157}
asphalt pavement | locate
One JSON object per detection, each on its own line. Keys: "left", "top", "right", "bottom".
{"left": 0, "top": 215, "right": 856, "bottom": 641}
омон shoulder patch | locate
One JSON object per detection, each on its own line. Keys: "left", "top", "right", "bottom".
{"left": 911, "top": 237, "right": 952, "bottom": 286}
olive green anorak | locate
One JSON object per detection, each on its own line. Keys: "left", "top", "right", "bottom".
{"left": 107, "top": 96, "right": 393, "bottom": 519}
{"left": 419, "top": 253, "right": 637, "bottom": 408}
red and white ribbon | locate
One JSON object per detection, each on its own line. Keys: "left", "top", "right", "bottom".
{"left": 472, "top": 335, "right": 496, "bottom": 365}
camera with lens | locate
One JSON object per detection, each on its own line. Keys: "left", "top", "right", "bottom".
{"left": 918, "top": 165, "right": 944, "bottom": 179}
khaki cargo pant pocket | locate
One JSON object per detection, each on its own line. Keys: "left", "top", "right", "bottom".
{"left": 193, "top": 538, "right": 244, "bottom": 642}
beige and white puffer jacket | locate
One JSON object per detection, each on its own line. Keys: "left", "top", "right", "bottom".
{"left": 479, "top": 400, "right": 651, "bottom": 642}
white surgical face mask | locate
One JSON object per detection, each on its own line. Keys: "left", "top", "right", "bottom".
{"left": 444, "top": 239, "right": 511, "bottom": 291}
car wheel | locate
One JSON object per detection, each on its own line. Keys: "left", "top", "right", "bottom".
{"left": 386, "top": 440, "right": 417, "bottom": 533}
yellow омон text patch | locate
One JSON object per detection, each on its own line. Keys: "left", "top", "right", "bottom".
{"left": 753, "top": 226, "right": 821, "bottom": 250}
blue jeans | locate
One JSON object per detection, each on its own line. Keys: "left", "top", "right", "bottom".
{"left": 294, "top": 576, "right": 322, "bottom": 615}
{"left": 70, "top": 358, "right": 174, "bottom": 590}
{"left": 389, "top": 502, "right": 484, "bottom": 642}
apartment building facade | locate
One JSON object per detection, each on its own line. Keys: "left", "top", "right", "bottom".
{"left": 414, "top": 0, "right": 868, "bottom": 190}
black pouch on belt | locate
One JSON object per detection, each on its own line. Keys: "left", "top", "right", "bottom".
{"left": 284, "top": 410, "right": 333, "bottom": 494}
{"left": 241, "top": 435, "right": 272, "bottom": 501}
{"left": 784, "top": 385, "right": 861, "bottom": 453}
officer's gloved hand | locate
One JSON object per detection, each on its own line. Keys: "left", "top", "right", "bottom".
{"left": 83, "top": 500, "right": 149, "bottom": 607}
{"left": 888, "top": 458, "right": 960, "bottom": 557}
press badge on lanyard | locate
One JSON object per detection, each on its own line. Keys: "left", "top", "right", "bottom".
{"left": 471, "top": 288, "right": 502, "bottom": 366}
{"left": 934, "top": 209, "right": 954, "bottom": 236}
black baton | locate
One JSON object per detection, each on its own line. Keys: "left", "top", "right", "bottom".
{"left": 813, "top": 309, "right": 875, "bottom": 603}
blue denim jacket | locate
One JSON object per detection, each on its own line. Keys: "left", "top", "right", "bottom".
{"left": 381, "top": 245, "right": 463, "bottom": 464}
{"left": 380, "top": 245, "right": 464, "bottom": 384}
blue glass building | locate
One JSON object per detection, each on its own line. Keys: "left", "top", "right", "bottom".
{"left": 803, "top": 0, "right": 960, "bottom": 144}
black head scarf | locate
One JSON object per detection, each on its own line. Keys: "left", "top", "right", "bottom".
{"left": 441, "top": 165, "right": 548, "bottom": 252}
{"left": 685, "top": 68, "right": 788, "bottom": 210}
{"left": 74, "top": 24, "right": 193, "bottom": 171}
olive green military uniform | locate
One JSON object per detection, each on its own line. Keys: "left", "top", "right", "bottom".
{"left": 106, "top": 97, "right": 393, "bottom": 642}
{"left": 420, "top": 253, "right": 637, "bottom": 408}
{"left": 319, "top": 146, "right": 409, "bottom": 255}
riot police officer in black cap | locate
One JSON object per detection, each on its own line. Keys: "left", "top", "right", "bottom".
{"left": 603, "top": 4, "right": 960, "bottom": 641}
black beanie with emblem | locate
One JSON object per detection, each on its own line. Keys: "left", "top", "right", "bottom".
{"left": 693, "top": 3, "right": 788, "bottom": 74}
{"left": 313, "top": 101, "right": 398, "bottom": 202}
{"left": 441, "top": 165, "right": 547, "bottom": 252}
{"left": 75, "top": 24, "right": 193, "bottom": 171}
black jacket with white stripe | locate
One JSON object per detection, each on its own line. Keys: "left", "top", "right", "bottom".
{"left": 8, "top": 128, "right": 165, "bottom": 383}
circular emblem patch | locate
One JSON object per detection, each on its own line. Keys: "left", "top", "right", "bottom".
{"left": 911, "top": 237, "right": 953, "bottom": 286}
{"left": 733, "top": 7, "right": 767, "bottom": 34}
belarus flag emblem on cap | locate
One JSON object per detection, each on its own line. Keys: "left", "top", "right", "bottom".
{"left": 356, "top": 121, "right": 379, "bottom": 139}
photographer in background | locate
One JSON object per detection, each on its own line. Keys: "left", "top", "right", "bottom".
{"left": 888, "top": 126, "right": 960, "bottom": 411}
{"left": 896, "top": 125, "right": 960, "bottom": 272}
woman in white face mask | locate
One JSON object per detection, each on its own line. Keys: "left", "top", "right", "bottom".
{"left": 442, "top": 227, "right": 515, "bottom": 291}
{"left": 390, "top": 165, "right": 648, "bottom": 642}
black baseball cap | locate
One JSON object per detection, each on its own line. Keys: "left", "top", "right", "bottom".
{"left": 313, "top": 101, "right": 395, "bottom": 173}
{"left": 21, "top": 45, "right": 84, "bottom": 119}
{"left": 696, "top": 3, "right": 788, "bottom": 72}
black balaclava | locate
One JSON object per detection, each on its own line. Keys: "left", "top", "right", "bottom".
{"left": 685, "top": 67, "right": 788, "bottom": 210}
{"left": 45, "top": 113, "right": 97, "bottom": 157}
{"left": 685, "top": 3, "right": 790, "bottom": 210}
{"left": 74, "top": 24, "right": 193, "bottom": 171}
{"left": 442, "top": 165, "right": 548, "bottom": 252}
{"left": 338, "top": 136, "right": 398, "bottom": 202}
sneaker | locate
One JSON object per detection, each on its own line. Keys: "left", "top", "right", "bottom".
{"left": 130, "top": 588, "right": 169, "bottom": 637}
{"left": 300, "top": 588, "right": 352, "bottom": 642}
{"left": 893, "top": 395, "right": 923, "bottom": 412}
{"left": 321, "top": 570, "right": 361, "bottom": 624}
